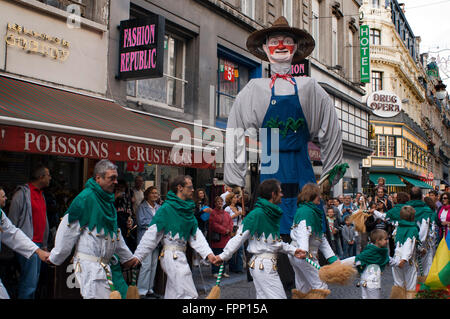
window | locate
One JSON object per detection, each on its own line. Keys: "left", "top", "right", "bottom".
{"left": 332, "top": 16, "right": 338, "bottom": 66}
{"left": 372, "top": 71, "right": 383, "bottom": 91}
{"left": 311, "top": 0, "right": 320, "bottom": 60}
{"left": 370, "top": 29, "right": 381, "bottom": 45}
{"left": 127, "top": 33, "right": 186, "bottom": 109}
{"left": 334, "top": 97, "right": 369, "bottom": 147}
{"left": 387, "top": 136, "right": 395, "bottom": 157}
{"left": 38, "top": 0, "right": 97, "bottom": 23}
{"left": 216, "top": 57, "right": 250, "bottom": 120}
{"left": 348, "top": 30, "right": 354, "bottom": 81}
{"left": 370, "top": 139, "right": 378, "bottom": 156}
{"left": 283, "top": 0, "right": 293, "bottom": 26}
{"left": 241, "top": 0, "right": 255, "bottom": 19}
{"left": 378, "top": 136, "right": 386, "bottom": 157}
{"left": 372, "top": 0, "right": 380, "bottom": 8}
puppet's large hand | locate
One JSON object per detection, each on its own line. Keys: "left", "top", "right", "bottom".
{"left": 320, "top": 179, "right": 332, "bottom": 199}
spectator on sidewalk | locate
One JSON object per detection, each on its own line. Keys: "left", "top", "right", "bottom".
{"left": 8, "top": 164, "right": 51, "bottom": 299}
{"left": 132, "top": 176, "right": 145, "bottom": 218}
{"left": 342, "top": 216, "right": 356, "bottom": 258}
{"left": 338, "top": 195, "right": 357, "bottom": 222}
{"left": 225, "top": 192, "right": 244, "bottom": 273}
{"left": 136, "top": 186, "right": 161, "bottom": 299}
{"left": 0, "top": 187, "right": 50, "bottom": 299}
{"left": 209, "top": 196, "right": 233, "bottom": 278}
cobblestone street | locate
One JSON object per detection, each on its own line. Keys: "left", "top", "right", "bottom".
{"left": 195, "top": 264, "right": 396, "bottom": 299}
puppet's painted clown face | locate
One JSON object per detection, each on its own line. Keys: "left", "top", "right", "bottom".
{"left": 262, "top": 34, "right": 297, "bottom": 64}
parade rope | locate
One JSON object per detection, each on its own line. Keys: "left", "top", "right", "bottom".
{"left": 206, "top": 264, "right": 224, "bottom": 299}
{"left": 101, "top": 263, "right": 122, "bottom": 299}
{"left": 126, "top": 268, "right": 140, "bottom": 299}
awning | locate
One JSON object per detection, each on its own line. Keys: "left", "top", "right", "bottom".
{"left": 401, "top": 176, "right": 433, "bottom": 189}
{"left": 0, "top": 75, "right": 216, "bottom": 168}
{"left": 369, "top": 173, "right": 406, "bottom": 187}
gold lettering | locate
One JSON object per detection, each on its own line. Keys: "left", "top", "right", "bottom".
{"left": 27, "top": 40, "right": 39, "bottom": 54}
{"left": 23, "top": 27, "right": 34, "bottom": 37}
{"left": 62, "top": 40, "right": 70, "bottom": 48}
{"left": 53, "top": 37, "right": 61, "bottom": 45}
{"left": 40, "top": 43, "right": 48, "bottom": 56}
{"left": 7, "top": 23, "right": 16, "bottom": 32}
{"left": 49, "top": 47, "right": 58, "bottom": 59}
{"left": 5, "top": 34, "right": 15, "bottom": 46}
{"left": 17, "top": 36, "right": 27, "bottom": 50}
{"left": 59, "top": 50, "right": 70, "bottom": 61}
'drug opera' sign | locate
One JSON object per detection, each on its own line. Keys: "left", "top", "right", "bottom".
{"left": 118, "top": 15, "right": 165, "bottom": 80}
{"left": 367, "top": 90, "right": 402, "bottom": 118}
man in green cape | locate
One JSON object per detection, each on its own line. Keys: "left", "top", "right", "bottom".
{"left": 49, "top": 160, "right": 138, "bottom": 299}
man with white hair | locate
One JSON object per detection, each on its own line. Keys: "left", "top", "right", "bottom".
{"left": 48, "top": 159, "right": 138, "bottom": 299}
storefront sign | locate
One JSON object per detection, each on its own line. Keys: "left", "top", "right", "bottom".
{"left": 118, "top": 15, "right": 165, "bottom": 80}
{"left": 367, "top": 90, "right": 402, "bottom": 118}
{"left": 5, "top": 22, "right": 70, "bottom": 62}
{"left": 224, "top": 63, "right": 235, "bottom": 82}
{"left": 360, "top": 25, "right": 370, "bottom": 83}
{"left": 0, "top": 125, "right": 214, "bottom": 169}
{"left": 291, "top": 59, "right": 310, "bottom": 77}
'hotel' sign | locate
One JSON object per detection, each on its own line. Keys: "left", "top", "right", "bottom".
{"left": 118, "top": 15, "right": 165, "bottom": 80}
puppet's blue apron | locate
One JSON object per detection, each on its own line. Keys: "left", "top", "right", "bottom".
{"left": 261, "top": 78, "right": 323, "bottom": 235}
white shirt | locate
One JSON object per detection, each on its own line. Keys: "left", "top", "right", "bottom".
{"left": 225, "top": 205, "right": 242, "bottom": 227}
{"left": 133, "top": 188, "right": 144, "bottom": 214}
{"left": 220, "top": 191, "right": 231, "bottom": 208}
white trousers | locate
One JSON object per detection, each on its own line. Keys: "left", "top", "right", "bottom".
{"left": 0, "top": 279, "right": 10, "bottom": 299}
{"left": 160, "top": 249, "right": 198, "bottom": 299}
{"left": 361, "top": 287, "right": 381, "bottom": 299}
{"left": 392, "top": 261, "right": 417, "bottom": 291}
{"left": 288, "top": 255, "right": 328, "bottom": 293}
{"left": 250, "top": 257, "right": 286, "bottom": 299}
{"left": 137, "top": 247, "right": 159, "bottom": 295}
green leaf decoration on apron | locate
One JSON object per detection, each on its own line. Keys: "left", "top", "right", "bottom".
{"left": 266, "top": 117, "right": 305, "bottom": 138}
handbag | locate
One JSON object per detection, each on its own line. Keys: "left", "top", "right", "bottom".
{"left": 211, "top": 231, "right": 221, "bottom": 242}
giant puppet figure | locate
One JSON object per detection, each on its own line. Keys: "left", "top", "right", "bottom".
{"left": 224, "top": 17, "right": 344, "bottom": 289}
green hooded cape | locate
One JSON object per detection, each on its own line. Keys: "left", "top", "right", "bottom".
{"left": 355, "top": 244, "right": 390, "bottom": 274}
{"left": 395, "top": 219, "right": 419, "bottom": 245}
{"left": 293, "top": 201, "right": 324, "bottom": 237}
{"left": 406, "top": 200, "right": 434, "bottom": 224}
{"left": 66, "top": 178, "right": 118, "bottom": 238}
{"left": 149, "top": 191, "right": 198, "bottom": 241}
{"left": 242, "top": 198, "right": 283, "bottom": 239}
{"left": 386, "top": 203, "right": 406, "bottom": 222}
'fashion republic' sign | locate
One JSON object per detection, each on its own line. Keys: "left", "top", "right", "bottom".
{"left": 367, "top": 91, "right": 402, "bottom": 118}
{"left": 118, "top": 15, "right": 165, "bottom": 80}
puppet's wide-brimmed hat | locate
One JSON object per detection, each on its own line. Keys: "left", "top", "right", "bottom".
{"left": 246, "top": 16, "right": 315, "bottom": 63}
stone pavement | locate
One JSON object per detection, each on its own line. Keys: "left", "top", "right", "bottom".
{"left": 193, "top": 263, "right": 396, "bottom": 299}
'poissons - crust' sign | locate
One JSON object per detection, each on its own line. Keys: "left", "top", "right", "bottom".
{"left": 118, "top": 15, "right": 165, "bottom": 80}
{"left": 367, "top": 90, "right": 402, "bottom": 118}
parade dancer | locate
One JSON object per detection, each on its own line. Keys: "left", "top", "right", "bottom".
{"left": 48, "top": 160, "right": 138, "bottom": 299}
{"left": 223, "top": 16, "right": 343, "bottom": 290}
{"left": 132, "top": 175, "right": 216, "bottom": 299}
{"left": 390, "top": 206, "right": 420, "bottom": 299}
{"left": 289, "top": 184, "right": 339, "bottom": 299}
{"left": 405, "top": 187, "right": 434, "bottom": 281}
{"left": 215, "top": 179, "right": 306, "bottom": 299}
{"left": 0, "top": 187, "right": 49, "bottom": 299}
{"left": 341, "top": 229, "right": 393, "bottom": 299}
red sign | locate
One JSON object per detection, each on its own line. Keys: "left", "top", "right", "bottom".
{"left": 0, "top": 125, "right": 215, "bottom": 169}
{"left": 224, "top": 64, "right": 235, "bottom": 82}
{"left": 126, "top": 162, "right": 145, "bottom": 172}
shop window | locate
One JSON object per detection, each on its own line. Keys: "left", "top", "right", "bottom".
{"left": 370, "top": 139, "right": 378, "bottom": 156}
{"left": 343, "top": 177, "right": 358, "bottom": 196}
{"left": 216, "top": 45, "right": 262, "bottom": 125}
{"left": 335, "top": 97, "right": 369, "bottom": 147}
{"left": 127, "top": 33, "right": 187, "bottom": 109}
